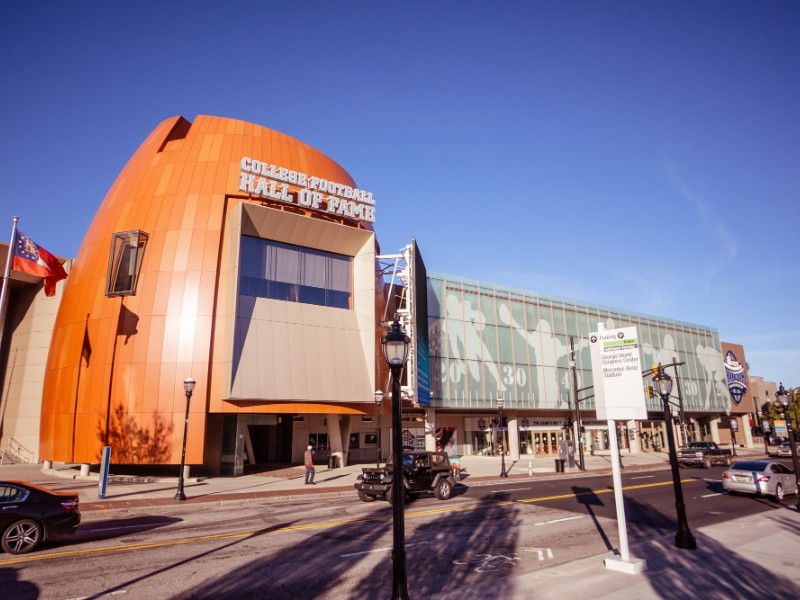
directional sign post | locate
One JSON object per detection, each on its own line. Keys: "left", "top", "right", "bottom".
{"left": 98, "top": 446, "right": 111, "bottom": 500}
{"left": 589, "top": 324, "right": 647, "bottom": 575}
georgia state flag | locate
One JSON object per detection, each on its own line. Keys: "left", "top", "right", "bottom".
{"left": 12, "top": 230, "right": 68, "bottom": 297}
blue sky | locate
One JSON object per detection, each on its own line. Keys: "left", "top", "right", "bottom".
{"left": 1, "top": 2, "right": 798, "bottom": 386}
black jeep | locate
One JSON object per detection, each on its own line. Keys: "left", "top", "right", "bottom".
{"left": 354, "top": 451, "right": 455, "bottom": 503}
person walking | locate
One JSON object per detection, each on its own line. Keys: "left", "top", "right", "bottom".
{"left": 304, "top": 445, "right": 316, "bottom": 484}
{"left": 446, "top": 443, "right": 461, "bottom": 480}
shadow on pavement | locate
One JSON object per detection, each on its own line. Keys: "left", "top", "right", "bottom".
{"left": 571, "top": 485, "right": 614, "bottom": 552}
{"left": 71, "top": 515, "right": 183, "bottom": 545}
{"left": 0, "top": 567, "right": 39, "bottom": 600}
{"left": 635, "top": 523, "right": 799, "bottom": 599}
{"left": 159, "top": 493, "right": 523, "bottom": 598}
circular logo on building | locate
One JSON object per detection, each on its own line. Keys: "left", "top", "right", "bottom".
{"left": 723, "top": 350, "right": 747, "bottom": 405}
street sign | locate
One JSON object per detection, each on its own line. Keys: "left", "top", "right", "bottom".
{"left": 589, "top": 326, "right": 647, "bottom": 420}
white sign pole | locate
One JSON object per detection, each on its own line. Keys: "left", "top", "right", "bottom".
{"left": 607, "top": 421, "right": 633, "bottom": 562}
{"left": 590, "top": 324, "right": 647, "bottom": 575}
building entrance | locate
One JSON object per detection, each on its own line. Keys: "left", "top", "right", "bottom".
{"left": 531, "top": 431, "right": 564, "bottom": 459}
{"left": 221, "top": 414, "right": 293, "bottom": 475}
{"left": 247, "top": 420, "right": 292, "bottom": 464}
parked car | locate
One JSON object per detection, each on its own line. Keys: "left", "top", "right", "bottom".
{"left": 0, "top": 481, "right": 81, "bottom": 554}
{"left": 722, "top": 460, "right": 798, "bottom": 501}
{"left": 776, "top": 442, "right": 800, "bottom": 457}
{"left": 767, "top": 437, "right": 789, "bottom": 456}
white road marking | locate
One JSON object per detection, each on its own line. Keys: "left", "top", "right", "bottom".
{"left": 492, "top": 488, "right": 530, "bottom": 493}
{"left": 470, "top": 481, "right": 534, "bottom": 488}
{"left": 630, "top": 475, "right": 655, "bottom": 480}
{"left": 702, "top": 493, "right": 724, "bottom": 498}
{"left": 340, "top": 542, "right": 426, "bottom": 558}
{"left": 534, "top": 515, "right": 584, "bottom": 526}
{"left": 523, "top": 547, "right": 554, "bottom": 560}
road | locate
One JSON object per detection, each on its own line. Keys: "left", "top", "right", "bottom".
{"left": 0, "top": 462, "right": 794, "bottom": 599}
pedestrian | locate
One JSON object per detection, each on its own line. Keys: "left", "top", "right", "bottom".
{"left": 304, "top": 445, "right": 316, "bottom": 485}
{"left": 445, "top": 442, "right": 461, "bottom": 479}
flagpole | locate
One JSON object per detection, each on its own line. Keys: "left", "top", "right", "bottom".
{"left": 0, "top": 216, "right": 20, "bottom": 344}
{"left": 0, "top": 217, "right": 19, "bottom": 435}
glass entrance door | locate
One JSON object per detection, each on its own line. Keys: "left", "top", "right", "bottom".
{"left": 532, "top": 431, "right": 565, "bottom": 458}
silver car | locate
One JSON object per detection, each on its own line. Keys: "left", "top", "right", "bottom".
{"left": 776, "top": 442, "right": 799, "bottom": 458}
{"left": 723, "top": 460, "right": 798, "bottom": 501}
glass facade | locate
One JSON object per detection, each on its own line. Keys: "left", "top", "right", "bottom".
{"left": 427, "top": 272, "right": 728, "bottom": 414}
{"left": 239, "top": 235, "right": 352, "bottom": 309}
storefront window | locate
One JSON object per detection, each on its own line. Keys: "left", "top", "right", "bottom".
{"left": 309, "top": 433, "right": 329, "bottom": 451}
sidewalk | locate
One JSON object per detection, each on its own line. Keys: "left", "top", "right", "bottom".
{"left": 2, "top": 447, "right": 798, "bottom": 597}
{"left": 2, "top": 448, "right": 681, "bottom": 513}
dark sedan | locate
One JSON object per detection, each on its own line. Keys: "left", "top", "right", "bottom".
{"left": 0, "top": 481, "right": 81, "bottom": 554}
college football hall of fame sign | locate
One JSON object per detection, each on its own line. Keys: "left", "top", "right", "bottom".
{"left": 723, "top": 350, "right": 747, "bottom": 405}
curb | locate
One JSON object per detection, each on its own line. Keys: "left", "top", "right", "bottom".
{"left": 77, "top": 463, "right": 673, "bottom": 515}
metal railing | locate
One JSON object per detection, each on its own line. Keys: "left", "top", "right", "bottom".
{"left": 0, "top": 438, "right": 34, "bottom": 465}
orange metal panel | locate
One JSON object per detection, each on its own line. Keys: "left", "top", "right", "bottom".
{"left": 42, "top": 115, "right": 370, "bottom": 465}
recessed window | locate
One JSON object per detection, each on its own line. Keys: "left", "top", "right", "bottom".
{"left": 239, "top": 236, "right": 352, "bottom": 309}
{"left": 106, "top": 230, "right": 149, "bottom": 297}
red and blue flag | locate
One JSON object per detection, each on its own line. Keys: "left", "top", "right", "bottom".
{"left": 12, "top": 230, "right": 68, "bottom": 296}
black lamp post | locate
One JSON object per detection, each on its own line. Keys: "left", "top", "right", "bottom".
{"left": 776, "top": 383, "right": 800, "bottom": 512}
{"left": 374, "top": 390, "right": 384, "bottom": 468}
{"left": 569, "top": 337, "right": 586, "bottom": 471}
{"left": 381, "top": 318, "right": 411, "bottom": 600}
{"left": 653, "top": 364, "right": 696, "bottom": 550}
{"left": 174, "top": 377, "right": 195, "bottom": 501}
{"left": 498, "top": 395, "right": 508, "bottom": 477}
{"left": 725, "top": 408, "right": 738, "bottom": 457}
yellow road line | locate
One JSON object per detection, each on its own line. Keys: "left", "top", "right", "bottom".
{"left": 0, "top": 477, "right": 698, "bottom": 566}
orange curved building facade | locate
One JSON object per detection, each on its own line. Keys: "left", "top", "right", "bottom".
{"left": 40, "top": 115, "right": 386, "bottom": 473}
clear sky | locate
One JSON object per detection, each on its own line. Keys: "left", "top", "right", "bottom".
{"left": 1, "top": 2, "right": 798, "bottom": 387}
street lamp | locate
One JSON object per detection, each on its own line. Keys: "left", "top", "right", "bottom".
{"left": 725, "top": 408, "right": 738, "bottom": 457}
{"left": 653, "top": 364, "right": 697, "bottom": 550}
{"left": 174, "top": 377, "right": 195, "bottom": 501}
{"left": 498, "top": 395, "right": 508, "bottom": 477}
{"left": 776, "top": 383, "right": 800, "bottom": 512}
{"left": 374, "top": 390, "right": 384, "bottom": 468}
{"left": 381, "top": 318, "right": 411, "bottom": 600}
{"left": 569, "top": 336, "right": 586, "bottom": 471}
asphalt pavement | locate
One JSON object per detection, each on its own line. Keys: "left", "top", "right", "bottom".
{"left": 2, "top": 448, "right": 799, "bottom": 599}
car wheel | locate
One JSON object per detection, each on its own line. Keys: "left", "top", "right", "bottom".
{"left": 723, "top": 456, "right": 731, "bottom": 467}
{"left": 2, "top": 519, "right": 43, "bottom": 555}
{"left": 727, "top": 490, "right": 737, "bottom": 496}
{"left": 702, "top": 457, "right": 711, "bottom": 469}
{"left": 358, "top": 491, "right": 376, "bottom": 503}
{"left": 434, "top": 478, "right": 453, "bottom": 500}
{"left": 774, "top": 483, "right": 784, "bottom": 502}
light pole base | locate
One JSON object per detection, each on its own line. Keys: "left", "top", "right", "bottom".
{"left": 675, "top": 530, "right": 697, "bottom": 550}
{"left": 174, "top": 490, "right": 186, "bottom": 501}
